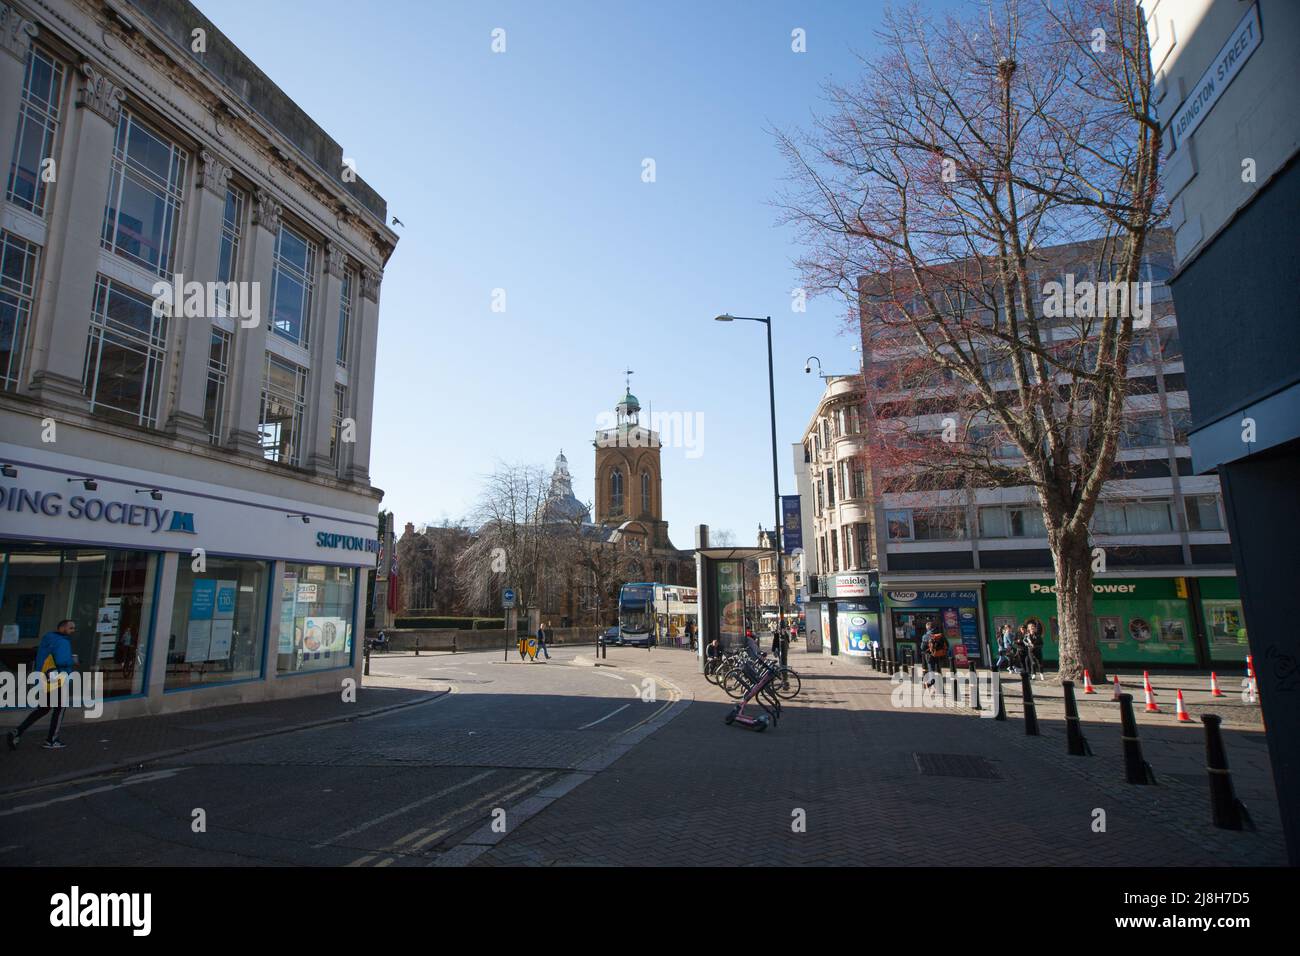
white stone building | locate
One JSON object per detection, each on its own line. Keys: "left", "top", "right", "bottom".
{"left": 0, "top": 0, "right": 397, "bottom": 718}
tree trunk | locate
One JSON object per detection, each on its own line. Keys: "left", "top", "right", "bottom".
{"left": 1051, "top": 529, "right": 1106, "bottom": 683}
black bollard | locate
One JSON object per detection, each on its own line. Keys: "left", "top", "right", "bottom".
{"left": 1020, "top": 670, "right": 1040, "bottom": 735}
{"left": 415, "top": 638, "right": 420, "bottom": 657}
{"left": 993, "top": 670, "right": 1007, "bottom": 721}
{"left": 1118, "top": 694, "right": 1158, "bottom": 785}
{"left": 969, "top": 662, "right": 981, "bottom": 711}
{"left": 1062, "top": 680, "right": 1093, "bottom": 756}
{"left": 364, "top": 642, "right": 370, "bottom": 677}
{"left": 887, "top": 650, "right": 895, "bottom": 675}
{"left": 1202, "top": 714, "right": 1254, "bottom": 830}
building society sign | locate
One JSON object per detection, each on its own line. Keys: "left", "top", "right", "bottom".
{"left": 0, "top": 486, "right": 195, "bottom": 534}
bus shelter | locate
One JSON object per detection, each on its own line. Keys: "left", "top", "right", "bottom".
{"left": 694, "top": 545, "right": 772, "bottom": 672}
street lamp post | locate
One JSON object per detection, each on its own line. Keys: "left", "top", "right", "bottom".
{"left": 715, "top": 313, "right": 787, "bottom": 668}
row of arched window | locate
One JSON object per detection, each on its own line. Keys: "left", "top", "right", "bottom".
{"left": 609, "top": 468, "right": 653, "bottom": 515}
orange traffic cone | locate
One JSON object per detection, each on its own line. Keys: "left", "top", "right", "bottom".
{"left": 1144, "top": 681, "right": 1160, "bottom": 713}
{"left": 1083, "top": 671, "right": 1096, "bottom": 694}
{"left": 1175, "top": 689, "right": 1192, "bottom": 722}
{"left": 1210, "top": 672, "right": 1224, "bottom": 697}
{"left": 1112, "top": 675, "right": 1123, "bottom": 701}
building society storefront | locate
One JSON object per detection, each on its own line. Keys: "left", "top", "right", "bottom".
{"left": 0, "top": 445, "right": 377, "bottom": 721}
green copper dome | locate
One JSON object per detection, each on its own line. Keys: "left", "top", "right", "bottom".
{"left": 620, "top": 391, "right": 640, "bottom": 408}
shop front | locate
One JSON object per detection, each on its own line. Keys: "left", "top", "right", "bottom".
{"left": 982, "top": 577, "right": 1235, "bottom": 667}
{"left": 0, "top": 444, "right": 376, "bottom": 720}
{"left": 828, "top": 573, "right": 880, "bottom": 662}
{"left": 884, "top": 588, "right": 983, "bottom": 667}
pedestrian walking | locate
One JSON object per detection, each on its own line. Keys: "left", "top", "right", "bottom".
{"left": 541, "top": 621, "right": 553, "bottom": 660}
{"left": 922, "top": 621, "right": 948, "bottom": 687}
{"left": 686, "top": 620, "right": 697, "bottom": 651}
{"left": 994, "top": 624, "right": 1015, "bottom": 672}
{"left": 1024, "top": 622, "right": 1044, "bottom": 679}
{"left": 7, "top": 619, "right": 77, "bottom": 751}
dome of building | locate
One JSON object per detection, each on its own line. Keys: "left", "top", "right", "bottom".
{"left": 539, "top": 450, "right": 592, "bottom": 524}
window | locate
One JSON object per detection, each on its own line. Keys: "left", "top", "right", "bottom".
{"left": 167, "top": 557, "right": 269, "bottom": 689}
{"left": 101, "top": 110, "right": 187, "bottom": 277}
{"left": 330, "top": 384, "right": 348, "bottom": 471}
{"left": 259, "top": 353, "right": 307, "bottom": 465}
{"left": 1168, "top": 409, "right": 1191, "bottom": 445}
{"left": 857, "top": 523, "right": 873, "bottom": 566}
{"left": 336, "top": 268, "right": 354, "bottom": 366}
{"left": 851, "top": 465, "right": 867, "bottom": 500}
{"left": 1119, "top": 413, "right": 1167, "bottom": 449}
{"left": 0, "top": 231, "right": 40, "bottom": 391}
{"left": 912, "top": 507, "right": 967, "bottom": 540}
{"left": 610, "top": 469, "right": 624, "bottom": 514}
{"left": 1128, "top": 331, "right": 1156, "bottom": 366}
{"left": 979, "top": 505, "right": 1046, "bottom": 538}
{"left": 270, "top": 224, "right": 317, "bottom": 347}
{"left": 214, "top": 186, "right": 245, "bottom": 317}
{"left": 278, "top": 564, "right": 356, "bottom": 673}
{"left": 83, "top": 276, "right": 169, "bottom": 427}
{"left": 818, "top": 536, "right": 827, "bottom": 572}
{"left": 825, "top": 469, "right": 835, "bottom": 506}
{"left": 814, "top": 480, "right": 823, "bottom": 512}
{"left": 204, "top": 328, "right": 231, "bottom": 444}
{"left": 1158, "top": 326, "right": 1182, "bottom": 362}
{"left": 641, "top": 470, "right": 651, "bottom": 513}
{"left": 1185, "top": 495, "right": 1223, "bottom": 532}
{"left": 1092, "top": 499, "right": 1175, "bottom": 534}
{"left": 6, "top": 47, "right": 64, "bottom": 215}
{"left": 842, "top": 525, "right": 853, "bottom": 569}
{"left": 886, "top": 509, "right": 914, "bottom": 541}
{"left": 970, "top": 423, "right": 1018, "bottom": 459}
{"left": 830, "top": 529, "right": 839, "bottom": 572}
{"left": 0, "top": 545, "right": 156, "bottom": 699}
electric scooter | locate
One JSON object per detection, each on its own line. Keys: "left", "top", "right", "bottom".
{"left": 724, "top": 654, "right": 782, "bottom": 731}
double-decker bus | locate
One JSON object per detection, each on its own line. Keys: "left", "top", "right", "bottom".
{"left": 617, "top": 583, "right": 698, "bottom": 646}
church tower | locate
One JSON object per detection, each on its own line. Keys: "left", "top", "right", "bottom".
{"left": 593, "top": 378, "right": 670, "bottom": 548}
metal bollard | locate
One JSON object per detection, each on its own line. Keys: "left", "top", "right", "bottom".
{"left": 969, "top": 662, "right": 980, "bottom": 710}
{"left": 1202, "top": 714, "right": 1253, "bottom": 830}
{"left": 415, "top": 639, "right": 420, "bottom": 657}
{"left": 363, "top": 642, "right": 370, "bottom": 677}
{"left": 1118, "top": 694, "right": 1158, "bottom": 785}
{"left": 993, "top": 670, "right": 1006, "bottom": 721}
{"left": 1020, "top": 670, "right": 1040, "bottom": 735}
{"left": 1062, "top": 680, "right": 1093, "bottom": 756}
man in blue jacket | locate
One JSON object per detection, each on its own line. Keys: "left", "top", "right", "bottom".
{"left": 7, "top": 618, "right": 78, "bottom": 751}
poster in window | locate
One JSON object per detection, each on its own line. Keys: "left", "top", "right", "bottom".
{"left": 185, "top": 580, "right": 216, "bottom": 662}
{"left": 1097, "top": 616, "right": 1122, "bottom": 644}
{"left": 15, "top": 593, "right": 44, "bottom": 641}
{"left": 206, "top": 580, "right": 237, "bottom": 660}
{"left": 1128, "top": 617, "right": 1153, "bottom": 643}
{"left": 1159, "top": 618, "right": 1186, "bottom": 643}
{"left": 280, "top": 574, "right": 298, "bottom": 654}
{"left": 303, "top": 616, "right": 348, "bottom": 655}
{"left": 1205, "top": 601, "right": 1246, "bottom": 645}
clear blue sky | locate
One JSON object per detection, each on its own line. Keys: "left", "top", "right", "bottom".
{"left": 194, "top": 0, "right": 907, "bottom": 544}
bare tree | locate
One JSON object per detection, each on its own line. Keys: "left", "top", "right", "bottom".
{"left": 456, "top": 462, "right": 552, "bottom": 615}
{"left": 777, "top": 0, "right": 1165, "bottom": 681}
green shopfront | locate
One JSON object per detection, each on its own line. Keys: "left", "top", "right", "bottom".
{"left": 983, "top": 576, "right": 1247, "bottom": 668}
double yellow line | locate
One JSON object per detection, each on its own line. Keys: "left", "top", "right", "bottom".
{"left": 347, "top": 769, "right": 556, "bottom": 867}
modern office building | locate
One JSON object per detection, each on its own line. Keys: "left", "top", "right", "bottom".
{"left": 0, "top": 0, "right": 397, "bottom": 719}
{"left": 800, "top": 235, "right": 1247, "bottom": 669}
{"left": 1145, "top": 0, "right": 1299, "bottom": 865}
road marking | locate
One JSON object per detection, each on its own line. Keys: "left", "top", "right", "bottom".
{"left": 315, "top": 769, "right": 496, "bottom": 848}
{"left": 0, "top": 768, "right": 189, "bottom": 818}
{"left": 578, "top": 703, "right": 631, "bottom": 729}
{"left": 352, "top": 771, "right": 554, "bottom": 864}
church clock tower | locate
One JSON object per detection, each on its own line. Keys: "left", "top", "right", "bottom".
{"left": 593, "top": 375, "right": 671, "bottom": 549}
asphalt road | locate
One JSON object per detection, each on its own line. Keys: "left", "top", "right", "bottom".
{"left": 0, "top": 648, "right": 684, "bottom": 866}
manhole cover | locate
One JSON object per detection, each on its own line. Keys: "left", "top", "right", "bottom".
{"left": 913, "top": 753, "right": 1001, "bottom": 780}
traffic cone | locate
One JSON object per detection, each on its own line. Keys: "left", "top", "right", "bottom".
{"left": 1246, "top": 655, "right": 1255, "bottom": 682}
{"left": 1175, "top": 689, "right": 1192, "bottom": 722}
{"left": 1083, "top": 671, "right": 1096, "bottom": 694}
{"left": 1144, "top": 681, "right": 1160, "bottom": 713}
{"left": 1210, "top": 672, "right": 1224, "bottom": 697}
{"left": 1143, "top": 670, "right": 1157, "bottom": 698}
{"left": 1112, "top": 675, "right": 1123, "bottom": 701}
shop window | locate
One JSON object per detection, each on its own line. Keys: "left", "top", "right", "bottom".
{"left": 278, "top": 564, "right": 356, "bottom": 673}
{"left": 0, "top": 546, "right": 156, "bottom": 699}
{"left": 167, "top": 557, "right": 268, "bottom": 689}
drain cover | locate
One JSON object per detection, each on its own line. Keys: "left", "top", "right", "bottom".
{"left": 913, "top": 753, "right": 1001, "bottom": 780}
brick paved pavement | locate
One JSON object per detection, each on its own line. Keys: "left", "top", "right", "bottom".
{"left": 475, "top": 645, "right": 1286, "bottom": 866}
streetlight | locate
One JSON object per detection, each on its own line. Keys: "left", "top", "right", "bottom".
{"left": 713, "top": 312, "right": 787, "bottom": 668}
